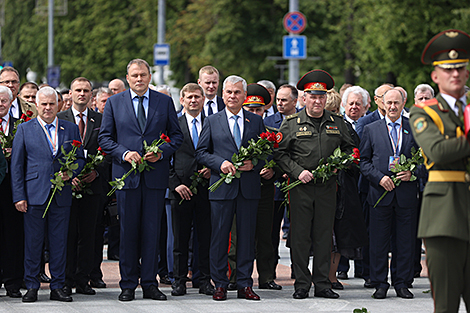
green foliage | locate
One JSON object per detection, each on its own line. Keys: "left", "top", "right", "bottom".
{"left": 353, "top": 308, "right": 370, "bottom": 313}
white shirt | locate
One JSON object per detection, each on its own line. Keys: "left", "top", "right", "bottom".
{"left": 441, "top": 93, "right": 467, "bottom": 117}
{"left": 385, "top": 115, "right": 403, "bottom": 156}
{"left": 130, "top": 88, "right": 150, "bottom": 118}
{"left": 9, "top": 98, "right": 20, "bottom": 119}
{"left": 37, "top": 116, "right": 59, "bottom": 155}
{"left": 263, "top": 106, "right": 275, "bottom": 119}
{"left": 185, "top": 112, "right": 202, "bottom": 142}
{"left": 343, "top": 114, "right": 358, "bottom": 130}
{"left": 225, "top": 108, "right": 244, "bottom": 141}
{"left": 204, "top": 97, "right": 218, "bottom": 116}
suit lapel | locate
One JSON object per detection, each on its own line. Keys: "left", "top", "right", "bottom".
{"left": 242, "top": 112, "right": 251, "bottom": 146}
{"left": 379, "top": 119, "right": 394, "bottom": 156}
{"left": 83, "top": 109, "right": 95, "bottom": 147}
{"left": 123, "top": 91, "right": 141, "bottom": 132}
{"left": 57, "top": 119, "right": 66, "bottom": 159}
{"left": 218, "top": 110, "right": 238, "bottom": 150}
{"left": 145, "top": 90, "right": 157, "bottom": 132}
{"left": 180, "top": 115, "right": 193, "bottom": 150}
{"left": 400, "top": 118, "right": 412, "bottom": 154}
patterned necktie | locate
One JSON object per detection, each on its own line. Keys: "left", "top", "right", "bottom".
{"left": 191, "top": 118, "right": 199, "bottom": 148}
{"left": 207, "top": 100, "right": 214, "bottom": 116}
{"left": 137, "top": 96, "right": 146, "bottom": 132}
{"left": 389, "top": 122, "right": 398, "bottom": 152}
{"left": 78, "top": 112, "right": 85, "bottom": 139}
{"left": 232, "top": 115, "right": 241, "bottom": 149}
{"left": 455, "top": 99, "right": 464, "bottom": 120}
{"left": 0, "top": 118, "right": 4, "bottom": 133}
{"left": 45, "top": 124, "right": 54, "bottom": 154}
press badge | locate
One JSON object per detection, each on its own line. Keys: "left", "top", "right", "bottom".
{"left": 389, "top": 156, "right": 399, "bottom": 171}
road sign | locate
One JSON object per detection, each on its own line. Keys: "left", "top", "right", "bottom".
{"left": 154, "top": 43, "right": 170, "bottom": 66}
{"left": 47, "top": 65, "right": 61, "bottom": 88}
{"left": 283, "top": 35, "right": 307, "bottom": 59}
{"left": 283, "top": 11, "right": 307, "bottom": 34}
{"left": 2, "top": 61, "right": 13, "bottom": 67}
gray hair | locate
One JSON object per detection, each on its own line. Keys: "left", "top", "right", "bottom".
{"left": 36, "top": 86, "right": 58, "bottom": 104}
{"left": 0, "top": 86, "right": 13, "bottom": 101}
{"left": 223, "top": 75, "right": 247, "bottom": 92}
{"left": 342, "top": 85, "right": 368, "bottom": 107}
{"left": 126, "top": 58, "right": 151, "bottom": 75}
{"left": 156, "top": 85, "right": 172, "bottom": 97}
{"left": 414, "top": 83, "right": 434, "bottom": 97}
{"left": 96, "top": 87, "right": 113, "bottom": 100}
{"left": 257, "top": 80, "right": 276, "bottom": 93}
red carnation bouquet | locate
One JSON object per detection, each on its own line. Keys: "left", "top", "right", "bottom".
{"left": 72, "top": 147, "right": 107, "bottom": 199}
{"left": 0, "top": 110, "right": 34, "bottom": 158}
{"left": 281, "top": 147, "right": 360, "bottom": 193}
{"left": 43, "top": 140, "right": 82, "bottom": 217}
{"left": 107, "top": 133, "right": 171, "bottom": 196}
{"left": 208, "top": 131, "right": 277, "bottom": 192}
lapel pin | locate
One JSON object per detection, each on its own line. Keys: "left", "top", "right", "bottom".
{"left": 404, "top": 129, "right": 409, "bottom": 134}
{"left": 60, "top": 126, "right": 65, "bottom": 130}
{"left": 245, "top": 118, "right": 250, "bottom": 122}
{"left": 90, "top": 118, "right": 95, "bottom": 123}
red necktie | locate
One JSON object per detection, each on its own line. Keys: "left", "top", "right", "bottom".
{"left": 78, "top": 113, "right": 85, "bottom": 139}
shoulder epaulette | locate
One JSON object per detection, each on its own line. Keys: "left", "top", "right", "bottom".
{"left": 414, "top": 98, "right": 438, "bottom": 108}
{"left": 331, "top": 112, "right": 343, "bottom": 118}
{"left": 286, "top": 113, "right": 299, "bottom": 120}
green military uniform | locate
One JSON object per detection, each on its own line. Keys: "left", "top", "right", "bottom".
{"left": 409, "top": 29, "right": 470, "bottom": 313}
{"left": 274, "top": 108, "right": 355, "bottom": 293}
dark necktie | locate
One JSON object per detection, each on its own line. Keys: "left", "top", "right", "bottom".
{"left": 137, "top": 96, "right": 146, "bottom": 132}
{"left": 45, "top": 124, "right": 54, "bottom": 154}
{"left": 78, "top": 112, "right": 85, "bottom": 139}
{"left": 191, "top": 118, "right": 199, "bottom": 148}
{"left": 232, "top": 115, "right": 241, "bottom": 149}
{"left": 455, "top": 99, "right": 464, "bottom": 120}
{"left": 207, "top": 100, "right": 214, "bottom": 116}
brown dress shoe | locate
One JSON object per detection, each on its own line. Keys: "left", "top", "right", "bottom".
{"left": 213, "top": 287, "right": 227, "bottom": 301}
{"left": 237, "top": 287, "right": 260, "bottom": 300}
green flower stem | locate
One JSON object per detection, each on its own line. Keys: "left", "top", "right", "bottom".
{"left": 42, "top": 184, "right": 58, "bottom": 218}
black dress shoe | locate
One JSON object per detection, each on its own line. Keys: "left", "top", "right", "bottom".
{"left": 159, "top": 275, "right": 172, "bottom": 285}
{"left": 227, "top": 282, "right": 237, "bottom": 290}
{"left": 331, "top": 281, "right": 344, "bottom": 290}
{"left": 38, "top": 272, "right": 51, "bottom": 283}
{"left": 259, "top": 281, "right": 282, "bottom": 290}
{"left": 143, "top": 285, "right": 167, "bottom": 300}
{"left": 396, "top": 287, "right": 414, "bottom": 299}
{"left": 315, "top": 288, "right": 340, "bottom": 299}
{"left": 6, "top": 289, "right": 22, "bottom": 298}
{"left": 76, "top": 284, "right": 96, "bottom": 295}
{"left": 373, "top": 288, "right": 387, "bottom": 299}
{"left": 354, "top": 272, "right": 363, "bottom": 279}
{"left": 364, "top": 278, "right": 374, "bottom": 288}
{"left": 171, "top": 284, "right": 186, "bottom": 296}
{"left": 118, "top": 288, "right": 135, "bottom": 301}
{"left": 22, "top": 288, "right": 38, "bottom": 302}
{"left": 90, "top": 279, "right": 106, "bottom": 288}
{"left": 199, "top": 282, "right": 215, "bottom": 295}
{"left": 62, "top": 285, "right": 72, "bottom": 296}
{"left": 293, "top": 288, "right": 309, "bottom": 299}
{"left": 337, "top": 271, "right": 348, "bottom": 280}
{"left": 50, "top": 288, "right": 73, "bottom": 302}
{"left": 108, "top": 255, "right": 119, "bottom": 261}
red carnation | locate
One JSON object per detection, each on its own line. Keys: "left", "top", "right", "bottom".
{"left": 26, "top": 110, "right": 34, "bottom": 117}
{"left": 25, "top": 117, "right": 31, "bottom": 121}
{"left": 98, "top": 147, "right": 107, "bottom": 156}
{"left": 160, "top": 133, "right": 167, "bottom": 140}
{"left": 352, "top": 148, "right": 360, "bottom": 164}
{"left": 273, "top": 142, "right": 279, "bottom": 148}
{"left": 20, "top": 113, "right": 27, "bottom": 120}
{"left": 260, "top": 132, "right": 268, "bottom": 140}
{"left": 268, "top": 132, "right": 276, "bottom": 142}
{"left": 72, "top": 140, "right": 82, "bottom": 148}
{"left": 164, "top": 136, "right": 171, "bottom": 143}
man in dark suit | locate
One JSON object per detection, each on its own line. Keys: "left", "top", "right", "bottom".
{"left": 0, "top": 86, "right": 24, "bottom": 298}
{"left": 11, "top": 86, "right": 85, "bottom": 303}
{"left": 257, "top": 80, "right": 278, "bottom": 118}
{"left": 198, "top": 65, "right": 225, "bottom": 116}
{"left": 0, "top": 67, "right": 37, "bottom": 118}
{"left": 98, "top": 59, "right": 183, "bottom": 301}
{"left": 169, "top": 83, "right": 213, "bottom": 297}
{"left": 356, "top": 84, "right": 393, "bottom": 139}
{"left": 195, "top": 75, "right": 265, "bottom": 301}
{"left": 360, "top": 88, "right": 424, "bottom": 299}
{"left": 57, "top": 77, "right": 104, "bottom": 296}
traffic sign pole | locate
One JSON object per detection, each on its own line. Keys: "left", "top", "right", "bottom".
{"left": 288, "top": 0, "right": 300, "bottom": 85}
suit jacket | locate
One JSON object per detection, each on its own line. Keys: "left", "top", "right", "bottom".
{"left": 216, "top": 96, "right": 225, "bottom": 112}
{"left": 98, "top": 89, "right": 183, "bottom": 190}
{"left": 168, "top": 114, "right": 207, "bottom": 200}
{"left": 360, "top": 117, "right": 423, "bottom": 208}
{"left": 0, "top": 148, "right": 5, "bottom": 184}
{"left": 11, "top": 118, "right": 85, "bottom": 206}
{"left": 57, "top": 108, "right": 104, "bottom": 194}
{"left": 356, "top": 110, "right": 381, "bottom": 139}
{"left": 195, "top": 109, "right": 266, "bottom": 200}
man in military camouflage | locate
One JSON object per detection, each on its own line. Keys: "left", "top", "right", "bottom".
{"left": 274, "top": 70, "right": 355, "bottom": 299}
{"left": 409, "top": 29, "right": 470, "bottom": 313}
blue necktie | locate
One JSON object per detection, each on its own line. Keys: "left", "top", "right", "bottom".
{"left": 389, "top": 122, "right": 398, "bottom": 154}
{"left": 207, "top": 101, "right": 214, "bottom": 116}
{"left": 45, "top": 124, "right": 54, "bottom": 154}
{"left": 137, "top": 96, "right": 146, "bottom": 132}
{"left": 232, "top": 115, "right": 241, "bottom": 149}
{"left": 191, "top": 118, "right": 199, "bottom": 148}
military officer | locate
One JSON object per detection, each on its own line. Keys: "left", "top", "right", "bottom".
{"left": 409, "top": 29, "right": 470, "bottom": 313}
{"left": 274, "top": 70, "right": 355, "bottom": 299}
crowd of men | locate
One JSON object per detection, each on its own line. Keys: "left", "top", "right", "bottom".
{"left": 0, "top": 29, "right": 469, "bottom": 313}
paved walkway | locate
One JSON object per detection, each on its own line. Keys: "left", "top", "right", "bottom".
{"left": 0, "top": 240, "right": 467, "bottom": 312}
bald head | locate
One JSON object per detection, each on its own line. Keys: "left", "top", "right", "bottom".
{"left": 109, "top": 79, "right": 126, "bottom": 94}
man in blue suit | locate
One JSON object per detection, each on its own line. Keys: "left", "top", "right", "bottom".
{"left": 195, "top": 75, "right": 265, "bottom": 301}
{"left": 360, "top": 88, "right": 424, "bottom": 299}
{"left": 98, "top": 59, "right": 183, "bottom": 301}
{"left": 11, "top": 86, "right": 85, "bottom": 302}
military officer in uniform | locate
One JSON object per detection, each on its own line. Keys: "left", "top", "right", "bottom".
{"left": 274, "top": 70, "right": 355, "bottom": 299}
{"left": 409, "top": 29, "right": 470, "bottom": 313}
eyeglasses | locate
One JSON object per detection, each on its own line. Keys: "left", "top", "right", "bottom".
{"left": 0, "top": 80, "right": 19, "bottom": 85}
{"left": 375, "top": 95, "right": 384, "bottom": 98}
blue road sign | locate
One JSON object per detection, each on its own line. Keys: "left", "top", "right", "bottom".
{"left": 2, "top": 61, "right": 13, "bottom": 67}
{"left": 283, "top": 35, "right": 307, "bottom": 59}
{"left": 47, "top": 65, "right": 61, "bottom": 88}
{"left": 154, "top": 43, "right": 170, "bottom": 66}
